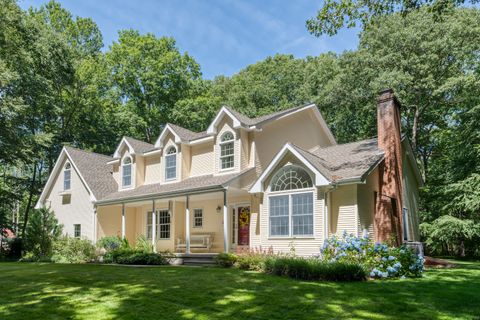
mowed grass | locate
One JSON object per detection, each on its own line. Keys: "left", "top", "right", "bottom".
{"left": 0, "top": 261, "right": 479, "bottom": 320}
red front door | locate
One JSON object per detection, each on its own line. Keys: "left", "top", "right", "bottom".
{"left": 237, "top": 206, "right": 250, "bottom": 246}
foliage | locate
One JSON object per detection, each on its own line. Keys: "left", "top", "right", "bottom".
{"left": 115, "top": 252, "right": 170, "bottom": 265}
{"left": 51, "top": 236, "right": 96, "bottom": 263}
{"left": 97, "top": 235, "right": 124, "bottom": 252}
{"left": 23, "top": 207, "right": 62, "bottom": 261}
{"left": 134, "top": 235, "right": 154, "bottom": 253}
{"left": 321, "top": 232, "right": 424, "bottom": 278}
{"left": 106, "top": 29, "right": 201, "bottom": 142}
{"left": 0, "top": 237, "right": 22, "bottom": 260}
{"left": 264, "top": 257, "right": 367, "bottom": 281}
{"left": 214, "top": 252, "right": 238, "bottom": 267}
{"left": 235, "top": 252, "right": 271, "bottom": 271}
{"left": 306, "top": 0, "right": 479, "bottom": 36}
{"left": 421, "top": 215, "right": 480, "bottom": 257}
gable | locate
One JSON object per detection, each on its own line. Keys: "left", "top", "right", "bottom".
{"left": 36, "top": 149, "right": 96, "bottom": 208}
{"left": 250, "top": 143, "right": 330, "bottom": 193}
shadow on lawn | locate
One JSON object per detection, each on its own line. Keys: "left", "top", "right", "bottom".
{"left": 0, "top": 262, "right": 479, "bottom": 319}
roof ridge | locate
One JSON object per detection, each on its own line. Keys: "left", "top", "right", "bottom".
{"left": 252, "top": 103, "right": 313, "bottom": 121}
{"left": 64, "top": 145, "right": 112, "bottom": 159}
{"left": 124, "top": 136, "right": 154, "bottom": 145}
{"left": 318, "top": 137, "right": 378, "bottom": 150}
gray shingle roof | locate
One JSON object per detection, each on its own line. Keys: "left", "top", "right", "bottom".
{"left": 124, "top": 137, "right": 154, "bottom": 154}
{"left": 224, "top": 104, "right": 309, "bottom": 127}
{"left": 64, "top": 146, "right": 118, "bottom": 200}
{"left": 167, "top": 123, "right": 208, "bottom": 141}
{"left": 291, "top": 138, "right": 384, "bottom": 183}
{"left": 97, "top": 168, "right": 255, "bottom": 204}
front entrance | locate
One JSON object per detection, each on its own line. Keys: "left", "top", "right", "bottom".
{"left": 237, "top": 206, "right": 250, "bottom": 246}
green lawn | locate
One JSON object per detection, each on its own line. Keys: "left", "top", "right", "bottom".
{"left": 0, "top": 261, "right": 479, "bottom": 320}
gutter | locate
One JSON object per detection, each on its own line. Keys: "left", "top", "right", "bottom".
{"left": 95, "top": 185, "right": 225, "bottom": 206}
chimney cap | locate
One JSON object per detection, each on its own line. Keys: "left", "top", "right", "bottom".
{"left": 377, "top": 88, "right": 400, "bottom": 106}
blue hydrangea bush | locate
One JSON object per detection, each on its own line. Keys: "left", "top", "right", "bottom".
{"left": 320, "top": 231, "right": 424, "bottom": 279}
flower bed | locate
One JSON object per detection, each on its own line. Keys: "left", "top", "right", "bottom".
{"left": 215, "top": 233, "right": 424, "bottom": 282}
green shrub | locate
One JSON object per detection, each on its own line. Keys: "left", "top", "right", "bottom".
{"left": 97, "top": 236, "right": 124, "bottom": 252}
{"left": 115, "top": 252, "right": 169, "bottom": 265}
{"left": 264, "top": 256, "right": 366, "bottom": 281}
{"left": 215, "top": 253, "right": 238, "bottom": 267}
{"left": 24, "top": 207, "right": 62, "bottom": 260}
{"left": 51, "top": 236, "right": 96, "bottom": 263}
{"left": 134, "top": 235, "right": 153, "bottom": 253}
{"left": 235, "top": 252, "right": 268, "bottom": 271}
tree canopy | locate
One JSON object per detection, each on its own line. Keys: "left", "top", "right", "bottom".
{"left": 0, "top": 0, "right": 479, "bottom": 256}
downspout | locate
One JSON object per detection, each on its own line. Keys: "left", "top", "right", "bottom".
{"left": 323, "top": 185, "right": 336, "bottom": 241}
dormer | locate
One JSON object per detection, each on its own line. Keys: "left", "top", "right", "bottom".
{"left": 109, "top": 137, "right": 154, "bottom": 190}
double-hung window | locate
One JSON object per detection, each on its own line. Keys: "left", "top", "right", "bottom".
{"left": 122, "top": 157, "right": 132, "bottom": 187}
{"left": 220, "top": 131, "right": 234, "bottom": 170}
{"left": 147, "top": 210, "right": 171, "bottom": 240}
{"left": 193, "top": 209, "right": 203, "bottom": 228}
{"left": 268, "top": 166, "right": 314, "bottom": 237}
{"left": 64, "top": 163, "right": 71, "bottom": 190}
{"left": 74, "top": 224, "right": 81, "bottom": 238}
{"left": 165, "top": 146, "right": 177, "bottom": 180}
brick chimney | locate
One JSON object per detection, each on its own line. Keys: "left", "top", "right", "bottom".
{"left": 375, "top": 89, "right": 404, "bottom": 246}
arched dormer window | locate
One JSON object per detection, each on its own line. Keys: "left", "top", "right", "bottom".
{"left": 122, "top": 156, "right": 132, "bottom": 187}
{"left": 270, "top": 165, "right": 313, "bottom": 192}
{"left": 220, "top": 131, "right": 235, "bottom": 170}
{"left": 64, "top": 162, "right": 71, "bottom": 191}
{"left": 268, "top": 165, "right": 314, "bottom": 237}
{"left": 165, "top": 146, "right": 177, "bottom": 181}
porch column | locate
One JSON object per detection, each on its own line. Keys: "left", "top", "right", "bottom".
{"left": 121, "top": 203, "right": 126, "bottom": 239}
{"left": 223, "top": 189, "right": 229, "bottom": 253}
{"left": 152, "top": 200, "right": 157, "bottom": 253}
{"left": 186, "top": 195, "right": 190, "bottom": 253}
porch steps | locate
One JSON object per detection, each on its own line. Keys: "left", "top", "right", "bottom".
{"left": 175, "top": 253, "right": 218, "bottom": 266}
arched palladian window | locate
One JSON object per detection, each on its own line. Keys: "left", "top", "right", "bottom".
{"left": 220, "top": 131, "right": 234, "bottom": 170}
{"left": 63, "top": 162, "right": 71, "bottom": 190}
{"left": 122, "top": 156, "right": 132, "bottom": 187}
{"left": 269, "top": 165, "right": 314, "bottom": 237}
{"left": 270, "top": 165, "right": 313, "bottom": 192}
{"left": 165, "top": 146, "right": 177, "bottom": 180}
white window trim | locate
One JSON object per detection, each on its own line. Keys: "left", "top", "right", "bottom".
{"left": 219, "top": 131, "right": 235, "bottom": 172}
{"left": 121, "top": 155, "right": 134, "bottom": 190}
{"left": 193, "top": 208, "right": 203, "bottom": 228}
{"left": 146, "top": 208, "right": 171, "bottom": 240}
{"left": 164, "top": 146, "right": 178, "bottom": 182}
{"left": 268, "top": 188, "right": 315, "bottom": 239}
{"left": 63, "top": 162, "right": 71, "bottom": 191}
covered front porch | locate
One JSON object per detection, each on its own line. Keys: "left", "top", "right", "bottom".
{"left": 95, "top": 188, "right": 257, "bottom": 254}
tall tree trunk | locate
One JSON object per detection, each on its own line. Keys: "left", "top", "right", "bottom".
{"left": 21, "top": 162, "right": 37, "bottom": 238}
{"left": 412, "top": 105, "right": 420, "bottom": 151}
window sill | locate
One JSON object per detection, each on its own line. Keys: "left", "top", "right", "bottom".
{"left": 59, "top": 190, "right": 71, "bottom": 196}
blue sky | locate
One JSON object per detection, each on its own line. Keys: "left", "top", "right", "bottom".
{"left": 18, "top": 0, "right": 360, "bottom": 79}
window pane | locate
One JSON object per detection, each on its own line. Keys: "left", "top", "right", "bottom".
{"left": 165, "top": 154, "right": 176, "bottom": 180}
{"left": 270, "top": 166, "right": 313, "bottom": 192}
{"left": 269, "top": 195, "right": 289, "bottom": 236}
{"left": 194, "top": 209, "right": 203, "bottom": 227}
{"left": 74, "top": 224, "right": 81, "bottom": 238}
{"left": 64, "top": 170, "right": 71, "bottom": 190}
{"left": 157, "top": 210, "right": 171, "bottom": 239}
{"left": 123, "top": 164, "right": 131, "bottom": 186}
{"left": 292, "top": 193, "right": 313, "bottom": 236}
{"left": 220, "top": 141, "right": 234, "bottom": 169}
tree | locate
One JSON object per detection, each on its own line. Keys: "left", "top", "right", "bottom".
{"left": 306, "top": 0, "right": 480, "bottom": 36}
{"left": 107, "top": 30, "right": 201, "bottom": 143}
{"left": 24, "top": 207, "right": 63, "bottom": 259}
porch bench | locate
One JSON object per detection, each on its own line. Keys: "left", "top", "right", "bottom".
{"left": 176, "top": 233, "right": 214, "bottom": 252}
